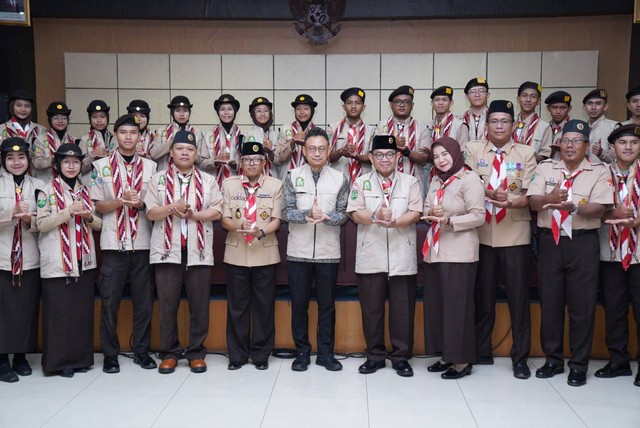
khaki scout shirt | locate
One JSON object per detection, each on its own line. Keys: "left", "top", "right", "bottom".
{"left": 145, "top": 167, "right": 223, "bottom": 267}
{"left": 513, "top": 113, "right": 553, "bottom": 159}
{"left": 31, "top": 130, "right": 76, "bottom": 182}
{"left": 199, "top": 123, "right": 242, "bottom": 178}
{"left": 347, "top": 170, "right": 423, "bottom": 276}
{"left": 275, "top": 121, "right": 316, "bottom": 181}
{"left": 422, "top": 170, "right": 485, "bottom": 263}
{"left": 222, "top": 174, "right": 283, "bottom": 267}
{"left": 90, "top": 152, "right": 157, "bottom": 251}
{"left": 465, "top": 139, "right": 537, "bottom": 247}
{"left": 327, "top": 119, "right": 375, "bottom": 179}
{"left": 527, "top": 158, "right": 613, "bottom": 230}
{"left": 460, "top": 108, "right": 488, "bottom": 142}
{"left": 150, "top": 123, "right": 206, "bottom": 172}
{"left": 78, "top": 129, "right": 115, "bottom": 177}
{"left": 244, "top": 125, "right": 281, "bottom": 177}
{"left": 0, "top": 172, "right": 44, "bottom": 271}
{"left": 0, "top": 120, "right": 45, "bottom": 147}
{"left": 428, "top": 114, "right": 470, "bottom": 150}
{"left": 588, "top": 115, "right": 617, "bottom": 164}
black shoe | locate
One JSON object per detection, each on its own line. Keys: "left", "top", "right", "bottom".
{"left": 134, "top": 353, "right": 157, "bottom": 370}
{"left": 102, "top": 355, "right": 120, "bottom": 374}
{"left": 0, "top": 364, "right": 19, "bottom": 383}
{"left": 291, "top": 353, "right": 311, "bottom": 372}
{"left": 392, "top": 360, "right": 414, "bottom": 377}
{"left": 634, "top": 373, "right": 640, "bottom": 387}
{"left": 475, "top": 356, "right": 494, "bottom": 365}
{"left": 567, "top": 368, "right": 587, "bottom": 387}
{"left": 253, "top": 361, "right": 269, "bottom": 370}
{"left": 59, "top": 368, "right": 75, "bottom": 378}
{"left": 74, "top": 367, "right": 90, "bottom": 373}
{"left": 358, "top": 359, "right": 385, "bottom": 374}
{"left": 513, "top": 359, "right": 531, "bottom": 380}
{"left": 427, "top": 360, "right": 453, "bottom": 373}
{"left": 12, "top": 359, "right": 32, "bottom": 376}
{"left": 441, "top": 364, "right": 472, "bottom": 379}
{"left": 535, "top": 362, "right": 564, "bottom": 379}
{"left": 227, "top": 361, "right": 244, "bottom": 370}
{"left": 316, "top": 354, "right": 343, "bottom": 371}
{"left": 594, "top": 361, "right": 632, "bottom": 378}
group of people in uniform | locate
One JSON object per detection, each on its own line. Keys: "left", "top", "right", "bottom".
{"left": 0, "top": 78, "right": 638, "bottom": 389}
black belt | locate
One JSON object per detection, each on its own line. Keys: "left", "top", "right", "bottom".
{"left": 539, "top": 228, "right": 597, "bottom": 237}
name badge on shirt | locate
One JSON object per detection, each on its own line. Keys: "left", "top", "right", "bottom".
{"left": 545, "top": 177, "right": 557, "bottom": 186}
{"left": 477, "top": 159, "right": 488, "bottom": 167}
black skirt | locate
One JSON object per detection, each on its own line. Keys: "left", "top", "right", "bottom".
{"left": 0, "top": 269, "right": 41, "bottom": 353}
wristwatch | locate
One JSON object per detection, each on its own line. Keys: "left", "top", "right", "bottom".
{"left": 258, "top": 229, "right": 266, "bottom": 240}
{"left": 402, "top": 147, "right": 411, "bottom": 157}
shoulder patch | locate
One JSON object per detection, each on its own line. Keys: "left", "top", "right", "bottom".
{"left": 48, "top": 194, "right": 56, "bottom": 205}
{"left": 37, "top": 197, "right": 47, "bottom": 208}
{"left": 102, "top": 166, "right": 112, "bottom": 177}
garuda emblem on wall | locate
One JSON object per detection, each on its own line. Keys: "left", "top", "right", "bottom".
{"left": 289, "top": 0, "right": 346, "bottom": 46}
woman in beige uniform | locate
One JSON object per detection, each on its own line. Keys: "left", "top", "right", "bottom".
{"left": 0, "top": 90, "right": 45, "bottom": 147}
{"left": 36, "top": 143, "right": 102, "bottom": 377}
{"left": 422, "top": 137, "right": 485, "bottom": 379}
{"left": 32, "top": 101, "right": 75, "bottom": 181}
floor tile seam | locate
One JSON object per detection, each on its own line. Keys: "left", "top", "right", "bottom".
{"left": 456, "top": 378, "right": 480, "bottom": 428}
{"left": 259, "top": 360, "right": 283, "bottom": 428}
{"left": 150, "top": 371, "right": 193, "bottom": 428}
{"left": 545, "top": 377, "right": 590, "bottom": 428}
{"left": 40, "top": 372, "right": 106, "bottom": 428}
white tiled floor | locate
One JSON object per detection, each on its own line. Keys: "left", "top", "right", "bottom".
{"left": 1, "top": 354, "right": 638, "bottom": 428}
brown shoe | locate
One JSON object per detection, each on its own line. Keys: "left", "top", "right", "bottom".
{"left": 158, "top": 359, "right": 177, "bottom": 374}
{"left": 189, "top": 359, "right": 207, "bottom": 373}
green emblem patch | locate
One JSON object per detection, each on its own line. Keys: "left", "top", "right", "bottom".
{"left": 91, "top": 169, "right": 98, "bottom": 179}
{"left": 363, "top": 180, "right": 371, "bottom": 191}
{"left": 43, "top": 140, "right": 49, "bottom": 148}
{"left": 248, "top": 136, "right": 255, "bottom": 142}
{"left": 37, "top": 197, "right": 46, "bottom": 208}
{"left": 285, "top": 129, "right": 292, "bottom": 138}
{"left": 48, "top": 194, "right": 56, "bottom": 205}
{"left": 350, "top": 190, "right": 358, "bottom": 200}
{"left": 159, "top": 175, "right": 166, "bottom": 186}
{"left": 295, "top": 177, "right": 304, "bottom": 187}
{"left": 382, "top": 125, "right": 388, "bottom": 133}
{"left": 102, "top": 166, "right": 112, "bottom": 177}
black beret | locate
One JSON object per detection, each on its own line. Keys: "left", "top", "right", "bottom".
{"left": 431, "top": 86, "right": 453, "bottom": 100}
{"left": 54, "top": 143, "right": 85, "bottom": 159}
{"left": 241, "top": 142, "right": 265, "bottom": 157}
{"left": 46, "top": 101, "right": 71, "bottom": 116}
{"left": 10, "top": 89, "right": 34, "bottom": 102}
{"left": 370, "top": 135, "right": 398, "bottom": 152}
{"left": 488, "top": 100, "right": 514, "bottom": 119}
{"left": 127, "top": 99, "right": 151, "bottom": 114}
{"left": 517, "top": 81, "right": 542, "bottom": 96}
{"left": 86, "top": 100, "right": 110, "bottom": 114}
{"left": 291, "top": 94, "right": 318, "bottom": 108}
{"left": 582, "top": 89, "right": 607, "bottom": 104}
{"left": 248, "top": 96, "right": 273, "bottom": 112}
{"left": 625, "top": 87, "right": 640, "bottom": 101}
{"left": 607, "top": 124, "right": 640, "bottom": 145}
{"left": 464, "top": 77, "right": 489, "bottom": 94}
{"left": 113, "top": 114, "right": 140, "bottom": 132}
{"left": 562, "top": 119, "right": 589, "bottom": 139}
{"left": 0, "top": 137, "right": 29, "bottom": 153}
{"left": 214, "top": 94, "right": 240, "bottom": 112}
{"left": 171, "top": 130, "right": 196, "bottom": 147}
{"left": 544, "top": 91, "right": 572, "bottom": 106}
{"left": 340, "top": 87, "right": 366, "bottom": 103}
{"left": 167, "top": 96, "right": 193, "bottom": 109}
{"left": 388, "top": 85, "right": 415, "bottom": 102}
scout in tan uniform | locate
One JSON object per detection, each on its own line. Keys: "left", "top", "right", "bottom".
{"left": 36, "top": 143, "right": 102, "bottom": 378}
{"left": 348, "top": 135, "right": 423, "bottom": 377}
{"left": 594, "top": 125, "right": 640, "bottom": 387}
{"left": 78, "top": 100, "right": 115, "bottom": 184}
{"left": 151, "top": 96, "right": 205, "bottom": 172}
{"left": 244, "top": 97, "right": 280, "bottom": 177}
{"left": 275, "top": 94, "right": 319, "bottom": 181}
{"left": 618, "top": 87, "right": 640, "bottom": 127}
{"left": 460, "top": 77, "right": 490, "bottom": 142}
{"left": 429, "top": 86, "right": 469, "bottom": 149}
{"left": 545, "top": 91, "right": 572, "bottom": 159}
{"left": 127, "top": 99, "right": 155, "bottom": 161}
{"left": 0, "top": 138, "right": 44, "bottom": 383}
{"left": 422, "top": 137, "right": 485, "bottom": 380}
{"left": 513, "top": 82, "right": 553, "bottom": 162}
{"left": 199, "top": 94, "right": 243, "bottom": 187}
{"left": 32, "top": 101, "right": 75, "bottom": 182}
{"left": 282, "top": 127, "right": 350, "bottom": 372}
{"left": 466, "top": 100, "right": 537, "bottom": 378}
{"left": 0, "top": 90, "right": 45, "bottom": 147}
{"left": 91, "top": 114, "right": 158, "bottom": 374}
{"left": 583, "top": 89, "right": 616, "bottom": 164}
{"left": 376, "top": 85, "right": 431, "bottom": 188}
{"left": 145, "top": 130, "right": 223, "bottom": 375}
{"left": 328, "top": 87, "right": 374, "bottom": 183}
{"left": 221, "top": 142, "right": 283, "bottom": 370}
{"left": 528, "top": 120, "right": 612, "bottom": 387}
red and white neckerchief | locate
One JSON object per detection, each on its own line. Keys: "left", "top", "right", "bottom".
{"left": 262, "top": 129, "right": 273, "bottom": 177}
{"left": 87, "top": 128, "right": 110, "bottom": 153}
{"left": 138, "top": 129, "right": 154, "bottom": 156}
{"left": 52, "top": 177, "right": 92, "bottom": 279}
{"left": 463, "top": 109, "right": 488, "bottom": 140}
{"left": 288, "top": 121, "right": 314, "bottom": 170}
{"left": 485, "top": 146, "right": 508, "bottom": 224}
{"left": 11, "top": 183, "right": 23, "bottom": 285}
{"left": 8, "top": 118, "right": 29, "bottom": 139}
{"left": 609, "top": 162, "right": 640, "bottom": 269}
{"left": 513, "top": 113, "right": 539, "bottom": 146}
{"left": 551, "top": 168, "right": 583, "bottom": 244}
{"left": 386, "top": 117, "right": 417, "bottom": 175}
{"left": 330, "top": 118, "right": 366, "bottom": 182}
{"left": 46, "top": 129, "right": 73, "bottom": 155}
{"left": 432, "top": 112, "right": 455, "bottom": 141}
{"left": 380, "top": 177, "right": 393, "bottom": 206}
{"left": 551, "top": 118, "right": 568, "bottom": 139}
{"left": 161, "top": 163, "right": 206, "bottom": 261}
{"left": 164, "top": 122, "right": 195, "bottom": 146}
{"left": 109, "top": 152, "right": 144, "bottom": 251}
{"left": 242, "top": 179, "right": 261, "bottom": 245}
{"left": 422, "top": 175, "right": 458, "bottom": 257}
{"left": 212, "top": 124, "right": 240, "bottom": 188}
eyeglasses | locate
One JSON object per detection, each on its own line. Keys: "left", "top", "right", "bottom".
{"left": 468, "top": 89, "right": 487, "bottom": 96}
{"left": 372, "top": 152, "right": 397, "bottom": 160}
{"left": 241, "top": 157, "right": 264, "bottom": 165}
{"left": 51, "top": 115, "right": 69, "bottom": 121}
{"left": 392, "top": 99, "right": 412, "bottom": 106}
{"left": 61, "top": 160, "right": 81, "bottom": 166}
{"left": 305, "top": 146, "right": 328, "bottom": 154}
{"left": 488, "top": 119, "right": 513, "bottom": 127}
{"left": 559, "top": 138, "right": 586, "bottom": 146}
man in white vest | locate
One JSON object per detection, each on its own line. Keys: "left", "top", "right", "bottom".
{"left": 282, "top": 127, "right": 350, "bottom": 372}
{"left": 347, "top": 135, "right": 423, "bottom": 377}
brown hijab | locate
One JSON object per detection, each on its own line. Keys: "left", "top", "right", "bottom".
{"left": 432, "top": 136, "right": 466, "bottom": 182}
